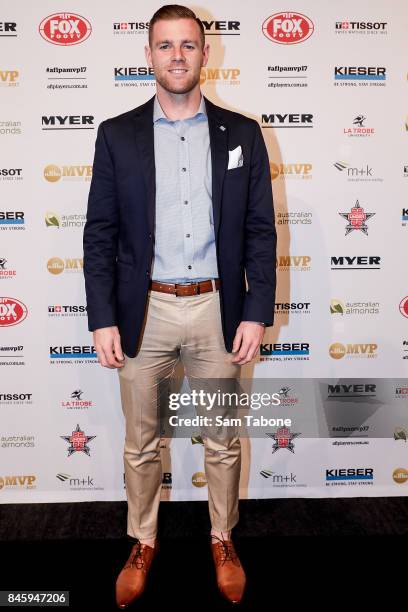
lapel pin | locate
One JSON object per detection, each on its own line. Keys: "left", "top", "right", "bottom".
{"left": 219, "top": 125, "right": 226, "bottom": 131}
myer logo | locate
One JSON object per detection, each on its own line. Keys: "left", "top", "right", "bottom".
{"left": 41, "top": 115, "right": 94, "bottom": 130}
{"left": 0, "top": 22, "right": 17, "bottom": 37}
{"left": 201, "top": 20, "right": 240, "bottom": 34}
{"left": 43, "top": 165, "right": 92, "bottom": 182}
{"left": 329, "top": 343, "right": 378, "bottom": 359}
{"left": 270, "top": 163, "right": 312, "bottom": 180}
{"left": 262, "top": 113, "right": 313, "bottom": 128}
{"left": 330, "top": 256, "right": 381, "bottom": 270}
{"left": 327, "top": 383, "right": 376, "bottom": 398}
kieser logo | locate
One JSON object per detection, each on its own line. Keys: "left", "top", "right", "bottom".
{"left": 399, "top": 297, "right": 408, "bottom": 319}
{"left": 200, "top": 67, "right": 240, "bottom": 84}
{"left": 47, "top": 258, "right": 83, "bottom": 274}
{"left": 261, "top": 343, "right": 309, "bottom": 356}
{"left": 0, "top": 211, "right": 24, "bottom": 225}
{"left": 114, "top": 67, "right": 155, "bottom": 81}
{"left": 334, "top": 66, "right": 386, "bottom": 81}
{"left": 270, "top": 163, "right": 312, "bottom": 180}
{"left": 392, "top": 468, "right": 408, "bottom": 484}
{"left": 326, "top": 468, "right": 373, "bottom": 481}
{"left": 262, "top": 12, "right": 314, "bottom": 45}
{"left": 39, "top": 13, "right": 92, "bottom": 46}
{"left": 43, "top": 165, "right": 92, "bottom": 182}
{"left": 0, "top": 297, "right": 28, "bottom": 327}
{"left": 192, "top": 472, "right": 207, "bottom": 487}
{"left": 329, "top": 343, "right": 377, "bottom": 359}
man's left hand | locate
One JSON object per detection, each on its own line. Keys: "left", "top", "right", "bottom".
{"left": 231, "top": 321, "right": 265, "bottom": 365}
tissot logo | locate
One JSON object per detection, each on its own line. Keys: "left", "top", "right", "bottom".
{"left": 114, "top": 67, "right": 155, "bottom": 81}
{"left": 200, "top": 20, "right": 240, "bottom": 34}
{"left": 48, "top": 305, "right": 87, "bottom": 314}
{"left": 275, "top": 302, "right": 311, "bottom": 314}
{"left": 262, "top": 113, "right": 313, "bottom": 128}
{"left": 327, "top": 384, "right": 376, "bottom": 398}
{"left": 113, "top": 22, "right": 149, "bottom": 33}
{"left": 335, "top": 21, "right": 387, "bottom": 33}
{"left": 41, "top": 115, "right": 94, "bottom": 130}
{"left": 330, "top": 256, "right": 381, "bottom": 270}
{"left": 0, "top": 22, "right": 17, "bottom": 36}
{"left": 0, "top": 168, "right": 22, "bottom": 180}
{"left": 0, "top": 393, "right": 32, "bottom": 401}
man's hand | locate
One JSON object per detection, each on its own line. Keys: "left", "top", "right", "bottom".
{"left": 231, "top": 321, "right": 265, "bottom": 365}
{"left": 93, "top": 326, "right": 125, "bottom": 369}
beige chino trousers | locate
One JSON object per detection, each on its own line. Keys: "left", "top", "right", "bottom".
{"left": 117, "top": 287, "right": 241, "bottom": 540}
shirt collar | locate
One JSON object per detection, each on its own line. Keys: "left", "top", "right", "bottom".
{"left": 153, "top": 93, "right": 206, "bottom": 123}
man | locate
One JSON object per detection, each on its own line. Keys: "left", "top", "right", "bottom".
{"left": 83, "top": 4, "right": 276, "bottom": 608}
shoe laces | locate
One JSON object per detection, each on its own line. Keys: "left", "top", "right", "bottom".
{"left": 125, "top": 540, "right": 146, "bottom": 570}
{"left": 211, "top": 534, "right": 239, "bottom": 566}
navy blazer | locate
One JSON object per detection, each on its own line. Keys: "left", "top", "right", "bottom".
{"left": 83, "top": 94, "right": 277, "bottom": 358}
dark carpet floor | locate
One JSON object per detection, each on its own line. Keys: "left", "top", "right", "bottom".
{"left": 0, "top": 498, "right": 407, "bottom": 609}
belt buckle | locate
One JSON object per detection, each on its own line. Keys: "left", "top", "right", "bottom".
{"left": 175, "top": 282, "right": 199, "bottom": 297}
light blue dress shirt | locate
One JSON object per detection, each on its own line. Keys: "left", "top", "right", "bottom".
{"left": 151, "top": 93, "right": 219, "bottom": 284}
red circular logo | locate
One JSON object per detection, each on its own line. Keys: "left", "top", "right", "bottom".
{"left": 0, "top": 297, "right": 28, "bottom": 327}
{"left": 262, "top": 12, "right": 314, "bottom": 45}
{"left": 39, "top": 13, "right": 92, "bottom": 46}
{"left": 399, "top": 297, "right": 408, "bottom": 318}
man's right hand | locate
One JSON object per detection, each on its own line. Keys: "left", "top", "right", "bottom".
{"left": 93, "top": 326, "right": 125, "bottom": 369}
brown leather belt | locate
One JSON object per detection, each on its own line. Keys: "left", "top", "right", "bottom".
{"left": 150, "top": 279, "right": 220, "bottom": 297}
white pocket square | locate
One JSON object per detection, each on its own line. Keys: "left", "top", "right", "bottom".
{"left": 227, "top": 145, "right": 244, "bottom": 170}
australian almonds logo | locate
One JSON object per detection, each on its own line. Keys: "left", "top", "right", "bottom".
{"left": 47, "top": 257, "right": 83, "bottom": 274}
{"left": 44, "top": 164, "right": 92, "bottom": 182}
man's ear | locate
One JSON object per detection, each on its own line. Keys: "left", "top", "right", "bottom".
{"left": 145, "top": 44, "right": 152, "bottom": 68}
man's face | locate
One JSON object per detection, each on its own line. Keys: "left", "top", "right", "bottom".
{"left": 145, "top": 18, "right": 209, "bottom": 95}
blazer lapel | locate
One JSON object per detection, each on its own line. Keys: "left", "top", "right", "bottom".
{"left": 204, "top": 95, "right": 229, "bottom": 241}
{"left": 132, "top": 95, "right": 156, "bottom": 234}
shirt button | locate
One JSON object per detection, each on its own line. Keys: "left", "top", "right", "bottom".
{"left": 186, "top": 234, "right": 190, "bottom": 237}
{"left": 187, "top": 265, "right": 192, "bottom": 270}
{"left": 181, "top": 136, "right": 185, "bottom": 141}
{"left": 184, "top": 200, "right": 188, "bottom": 205}
{"left": 181, "top": 167, "right": 186, "bottom": 172}
{"left": 146, "top": 270, "right": 150, "bottom": 276}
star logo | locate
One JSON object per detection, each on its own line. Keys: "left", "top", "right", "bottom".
{"left": 61, "top": 424, "right": 96, "bottom": 457}
{"left": 266, "top": 427, "right": 300, "bottom": 453}
{"left": 339, "top": 200, "right": 375, "bottom": 235}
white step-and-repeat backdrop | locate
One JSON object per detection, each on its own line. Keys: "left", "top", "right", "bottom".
{"left": 1, "top": 1, "right": 408, "bottom": 503}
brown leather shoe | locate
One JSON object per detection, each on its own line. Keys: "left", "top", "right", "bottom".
{"left": 211, "top": 536, "right": 246, "bottom": 605}
{"left": 115, "top": 540, "right": 158, "bottom": 609}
